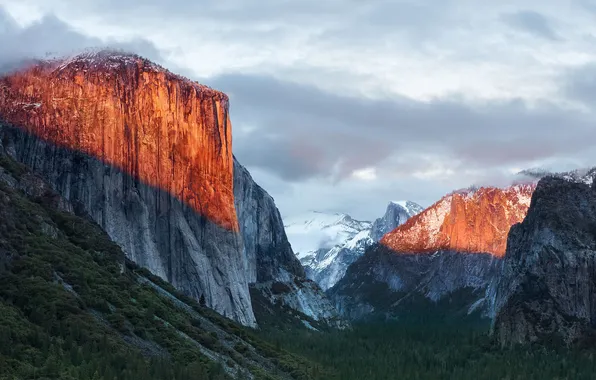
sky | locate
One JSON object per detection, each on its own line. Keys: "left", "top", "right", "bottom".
{"left": 1, "top": 0, "right": 596, "bottom": 221}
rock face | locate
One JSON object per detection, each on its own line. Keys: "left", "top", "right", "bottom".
{"left": 233, "top": 158, "right": 304, "bottom": 283}
{"left": 0, "top": 50, "right": 237, "bottom": 231}
{"left": 493, "top": 173, "right": 596, "bottom": 346}
{"left": 234, "top": 159, "right": 345, "bottom": 327}
{"left": 370, "top": 201, "right": 424, "bottom": 241}
{"left": 381, "top": 184, "right": 535, "bottom": 258}
{"left": 330, "top": 184, "right": 536, "bottom": 321}
{"left": 0, "top": 123, "right": 256, "bottom": 326}
{"left": 286, "top": 201, "right": 422, "bottom": 290}
{"left": 0, "top": 51, "right": 255, "bottom": 326}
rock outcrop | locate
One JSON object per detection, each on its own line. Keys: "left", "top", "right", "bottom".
{"left": 0, "top": 51, "right": 255, "bottom": 326}
{"left": 381, "top": 184, "right": 535, "bottom": 257}
{"left": 234, "top": 158, "right": 304, "bottom": 283}
{"left": 370, "top": 201, "right": 424, "bottom": 241}
{"left": 234, "top": 159, "right": 345, "bottom": 327}
{"left": 493, "top": 174, "right": 596, "bottom": 346}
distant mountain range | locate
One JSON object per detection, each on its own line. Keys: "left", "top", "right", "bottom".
{"left": 284, "top": 201, "right": 423, "bottom": 290}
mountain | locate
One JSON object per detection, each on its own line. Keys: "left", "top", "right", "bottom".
{"left": 370, "top": 201, "right": 424, "bottom": 241}
{"left": 0, "top": 151, "right": 324, "bottom": 380}
{"left": 285, "top": 201, "right": 422, "bottom": 290}
{"left": 492, "top": 170, "right": 596, "bottom": 346}
{"left": 381, "top": 184, "right": 535, "bottom": 257}
{"left": 0, "top": 50, "right": 341, "bottom": 329}
{"left": 329, "top": 183, "right": 536, "bottom": 321}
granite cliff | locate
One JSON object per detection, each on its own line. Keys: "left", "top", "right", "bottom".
{"left": 0, "top": 50, "right": 342, "bottom": 328}
{"left": 0, "top": 51, "right": 254, "bottom": 325}
{"left": 493, "top": 172, "right": 596, "bottom": 346}
{"left": 0, "top": 50, "right": 236, "bottom": 231}
{"left": 381, "top": 184, "right": 535, "bottom": 258}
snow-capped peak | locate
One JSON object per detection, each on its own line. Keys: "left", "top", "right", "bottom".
{"left": 285, "top": 201, "right": 422, "bottom": 290}
{"left": 284, "top": 211, "right": 371, "bottom": 256}
{"left": 388, "top": 200, "right": 425, "bottom": 217}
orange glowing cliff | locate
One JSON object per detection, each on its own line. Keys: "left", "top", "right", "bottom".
{"left": 0, "top": 51, "right": 237, "bottom": 231}
{"left": 380, "top": 184, "right": 536, "bottom": 257}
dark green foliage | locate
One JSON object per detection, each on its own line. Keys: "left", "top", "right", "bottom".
{"left": 0, "top": 155, "right": 319, "bottom": 380}
{"left": 263, "top": 320, "right": 596, "bottom": 380}
{"left": 0, "top": 154, "right": 27, "bottom": 179}
{"left": 0, "top": 179, "right": 233, "bottom": 379}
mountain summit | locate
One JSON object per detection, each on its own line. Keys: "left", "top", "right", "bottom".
{"left": 286, "top": 201, "right": 422, "bottom": 290}
{"left": 330, "top": 183, "right": 537, "bottom": 321}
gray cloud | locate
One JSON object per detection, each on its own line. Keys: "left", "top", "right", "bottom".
{"left": 501, "top": 10, "right": 560, "bottom": 40}
{"left": 0, "top": 6, "right": 163, "bottom": 73}
{"left": 207, "top": 73, "right": 595, "bottom": 182}
{"left": 2, "top": 1, "right": 596, "bottom": 220}
{"left": 561, "top": 63, "right": 596, "bottom": 104}
{"left": 18, "top": 0, "right": 462, "bottom": 50}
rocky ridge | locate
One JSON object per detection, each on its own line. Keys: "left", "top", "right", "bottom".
{"left": 234, "top": 158, "right": 345, "bottom": 327}
{"left": 381, "top": 184, "right": 535, "bottom": 257}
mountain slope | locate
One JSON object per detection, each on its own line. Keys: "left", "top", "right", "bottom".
{"left": 493, "top": 172, "right": 596, "bottom": 346}
{"left": 0, "top": 152, "right": 323, "bottom": 380}
{"left": 330, "top": 184, "right": 536, "bottom": 321}
{"left": 286, "top": 201, "right": 422, "bottom": 290}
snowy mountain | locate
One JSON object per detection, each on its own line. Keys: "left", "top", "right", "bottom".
{"left": 285, "top": 201, "right": 423, "bottom": 290}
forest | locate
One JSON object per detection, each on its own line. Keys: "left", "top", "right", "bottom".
{"left": 264, "top": 320, "right": 596, "bottom": 380}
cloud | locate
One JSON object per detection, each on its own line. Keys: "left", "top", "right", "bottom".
{"left": 502, "top": 10, "right": 560, "bottom": 40}
{"left": 0, "top": 5, "right": 163, "bottom": 73}
{"left": 561, "top": 63, "right": 596, "bottom": 104}
{"left": 3, "top": 1, "right": 596, "bottom": 220}
{"left": 209, "top": 72, "right": 595, "bottom": 183}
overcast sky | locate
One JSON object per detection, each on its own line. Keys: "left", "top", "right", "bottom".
{"left": 1, "top": 0, "right": 596, "bottom": 221}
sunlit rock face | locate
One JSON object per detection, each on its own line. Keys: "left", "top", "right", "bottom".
{"left": 330, "top": 183, "right": 537, "bottom": 321}
{"left": 381, "top": 184, "right": 536, "bottom": 257}
{"left": 0, "top": 50, "right": 237, "bottom": 231}
{"left": 0, "top": 51, "right": 256, "bottom": 326}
